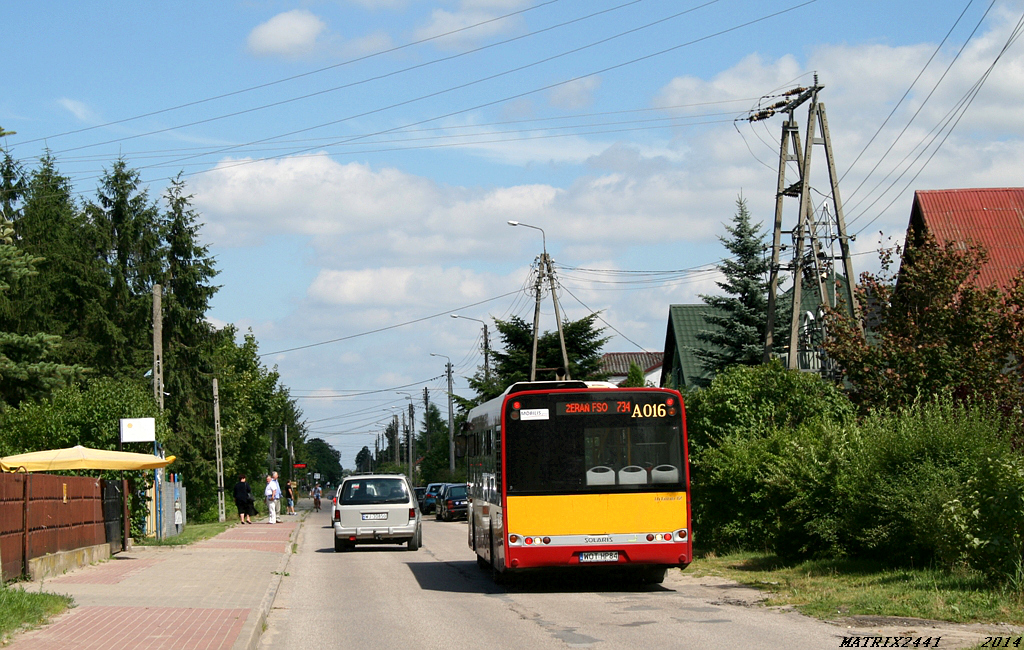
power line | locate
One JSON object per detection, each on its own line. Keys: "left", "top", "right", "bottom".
{"left": 259, "top": 290, "right": 522, "bottom": 356}
{"left": 10, "top": 0, "right": 567, "bottom": 148}
{"left": 35, "top": 0, "right": 651, "bottom": 159}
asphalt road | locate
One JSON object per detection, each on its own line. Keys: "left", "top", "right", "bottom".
{"left": 257, "top": 508, "right": 859, "bottom": 650}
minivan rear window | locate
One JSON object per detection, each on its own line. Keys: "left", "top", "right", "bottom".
{"left": 341, "top": 478, "right": 409, "bottom": 505}
{"left": 448, "top": 486, "right": 467, "bottom": 499}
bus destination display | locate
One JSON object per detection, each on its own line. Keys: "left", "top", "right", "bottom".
{"left": 555, "top": 399, "right": 675, "bottom": 418}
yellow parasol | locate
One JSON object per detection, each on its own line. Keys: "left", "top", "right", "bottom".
{"left": 0, "top": 445, "right": 176, "bottom": 472}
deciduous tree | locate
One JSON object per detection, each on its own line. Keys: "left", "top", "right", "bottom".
{"left": 824, "top": 236, "right": 1024, "bottom": 413}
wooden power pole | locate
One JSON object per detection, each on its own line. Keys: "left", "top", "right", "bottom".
{"left": 758, "top": 77, "right": 862, "bottom": 372}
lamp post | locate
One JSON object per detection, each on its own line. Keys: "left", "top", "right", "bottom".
{"left": 451, "top": 314, "right": 489, "bottom": 384}
{"left": 507, "top": 220, "right": 571, "bottom": 379}
{"left": 430, "top": 353, "right": 455, "bottom": 474}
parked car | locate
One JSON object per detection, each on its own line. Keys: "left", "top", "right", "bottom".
{"left": 414, "top": 486, "right": 426, "bottom": 506}
{"left": 333, "top": 474, "right": 422, "bottom": 552}
{"left": 435, "top": 483, "right": 468, "bottom": 521}
{"left": 422, "top": 482, "right": 446, "bottom": 514}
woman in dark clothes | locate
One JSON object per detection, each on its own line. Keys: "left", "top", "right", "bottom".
{"left": 232, "top": 475, "right": 254, "bottom": 524}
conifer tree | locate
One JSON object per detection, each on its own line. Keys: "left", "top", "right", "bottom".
{"left": 466, "top": 314, "right": 609, "bottom": 403}
{"left": 694, "top": 196, "right": 775, "bottom": 376}
{"left": 0, "top": 212, "right": 83, "bottom": 406}
{"left": 160, "top": 175, "right": 219, "bottom": 469}
{"left": 12, "top": 153, "right": 113, "bottom": 368}
{"left": 87, "top": 159, "right": 164, "bottom": 374}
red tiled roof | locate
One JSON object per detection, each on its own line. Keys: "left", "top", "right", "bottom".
{"left": 599, "top": 352, "right": 663, "bottom": 376}
{"left": 911, "top": 188, "right": 1024, "bottom": 291}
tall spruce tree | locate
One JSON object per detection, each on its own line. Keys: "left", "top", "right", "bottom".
{"left": 160, "top": 175, "right": 219, "bottom": 477}
{"left": 694, "top": 196, "right": 774, "bottom": 376}
{"left": 12, "top": 153, "right": 113, "bottom": 368}
{"left": 87, "top": 159, "right": 164, "bottom": 374}
{"left": 0, "top": 211, "right": 83, "bottom": 406}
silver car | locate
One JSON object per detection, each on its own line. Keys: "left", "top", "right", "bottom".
{"left": 333, "top": 474, "right": 422, "bottom": 552}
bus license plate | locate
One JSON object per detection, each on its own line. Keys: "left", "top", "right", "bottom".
{"left": 579, "top": 551, "right": 619, "bottom": 563}
{"left": 362, "top": 513, "right": 387, "bottom": 520}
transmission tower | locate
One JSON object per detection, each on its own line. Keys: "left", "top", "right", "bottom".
{"left": 754, "top": 76, "right": 862, "bottom": 372}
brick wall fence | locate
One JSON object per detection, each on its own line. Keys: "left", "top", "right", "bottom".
{"left": 0, "top": 473, "right": 127, "bottom": 582}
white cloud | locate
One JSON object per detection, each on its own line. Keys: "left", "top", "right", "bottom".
{"left": 548, "top": 76, "right": 602, "bottom": 110}
{"left": 308, "top": 265, "right": 509, "bottom": 309}
{"left": 341, "top": 30, "right": 394, "bottom": 57}
{"left": 247, "top": 10, "right": 327, "bottom": 58}
{"left": 57, "top": 98, "right": 97, "bottom": 123}
{"left": 413, "top": 0, "right": 531, "bottom": 49}
{"left": 345, "top": 0, "right": 409, "bottom": 9}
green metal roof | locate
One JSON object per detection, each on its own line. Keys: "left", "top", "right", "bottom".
{"left": 661, "top": 304, "right": 723, "bottom": 390}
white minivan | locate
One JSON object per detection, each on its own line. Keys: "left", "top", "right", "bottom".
{"left": 333, "top": 474, "right": 422, "bottom": 552}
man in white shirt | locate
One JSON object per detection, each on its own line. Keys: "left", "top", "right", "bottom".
{"left": 265, "top": 474, "right": 279, "bottom": 524}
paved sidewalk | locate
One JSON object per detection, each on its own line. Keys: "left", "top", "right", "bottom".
{"left": 9, "top": 514, "right": 303, "bottom": 650}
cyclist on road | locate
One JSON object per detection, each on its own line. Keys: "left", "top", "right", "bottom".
{"left": 312, "top": 484, "right": 322, "bottom": 512}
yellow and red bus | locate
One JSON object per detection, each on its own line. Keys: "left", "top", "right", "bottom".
{"left": 464, "top": 380, "right": 691, "bottom": 583}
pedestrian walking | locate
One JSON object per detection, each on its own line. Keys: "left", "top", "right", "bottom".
{"left": 270, "top": 472, "right": 283, "bottom": 523}
{"left": 233, "top": 475, "right": 255, "bottom": 524}
{"left": 265, "top": 474, "right": 279, "bottom": 524}
{"left": 285, "top": 481, "right": 295, "bottom": 515}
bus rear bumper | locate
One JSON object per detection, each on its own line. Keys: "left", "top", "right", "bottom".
{"left": 506, "top": 543, "right": 691, "bottom": 570}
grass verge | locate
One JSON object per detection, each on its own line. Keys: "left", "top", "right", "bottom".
{"left": 688, "top": 551, "right": 1024, "bottom": 625}
{"left": 134, "top": 519, "right": 234, "bottom": 547}
{"left": 0, "top": 584, "right": 72, "bottom": 643}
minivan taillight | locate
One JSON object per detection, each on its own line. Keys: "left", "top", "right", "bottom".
{"left": 334, "top": 509, "right": 340, "bottom": 521}
{"left": 409, "top": 508, "right": 416, "bottom": 520}
{"left": 447, "top": 500, "right": 454, "bottom": 509}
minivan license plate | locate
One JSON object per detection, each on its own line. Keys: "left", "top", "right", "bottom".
{"left": 362, "top": 513, "right": 387, "bottom": 520}
{"left": 579, "top": 551, "right": 618, "bottom": 563}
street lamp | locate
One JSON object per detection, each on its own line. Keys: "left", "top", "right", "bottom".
{"left": 506, "top": 220, "right": 570, "bottom": 380}
{"left": 430, "top": 353, "right": 455, "bottom": 474}
{"left": 507, "top": 220, "right": 546, "bottom": 255}
{"left": 451, "top": 314, "right": 490, "bottom": 384}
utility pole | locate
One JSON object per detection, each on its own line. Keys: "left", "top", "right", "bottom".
{"left": 213, "top": 378, "right": 225, "bottom": 523}
{"left": 755, "top": 77, "right": 861, "bottom": 371}
{"left": 423, "top": 387, "right": 431, "bottom": 452}
{"left": 509, "top": 221, "right": 571, "bottom": 380}
{"left": 530, "top": 258, "right": 543, "bottom": 381}
{"left": 407, "top": 401, "right": 414, "bottom": 481}
{"left": 152, "top": 285, "right": 164, "bottom": 411}
{"left": 544, "top": 254, "right": 571, "bottom": 378}
{"left": 392, "top": 413, "right": 399, "bottom": 464}
{"left": 283, "top": 425, "right": 291, "bottom": 486}
{"left": 446, "top": 362, "right": 454, "bottom": 474}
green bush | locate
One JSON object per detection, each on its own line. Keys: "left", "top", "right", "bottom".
{"left": 845, "top": 400, "right": 1011, "bottom": 565}
{"left": 686, "top": 364, "right": 1023, "bottom": 572}
{"left": 764, "top": 421, "right": 860, "bottom": 560}
{"left": 684, "top": 361, "right": 854, "bottom": 450}
{"left": 684, "top": 363, "right": 854, "bottom": 552}
{"left": 940, "top": 454, "right": 1024, "bottom": 582}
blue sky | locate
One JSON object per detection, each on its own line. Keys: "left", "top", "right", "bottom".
{"left": 5, "top": 0, "right": 1024, "bottom": 467}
